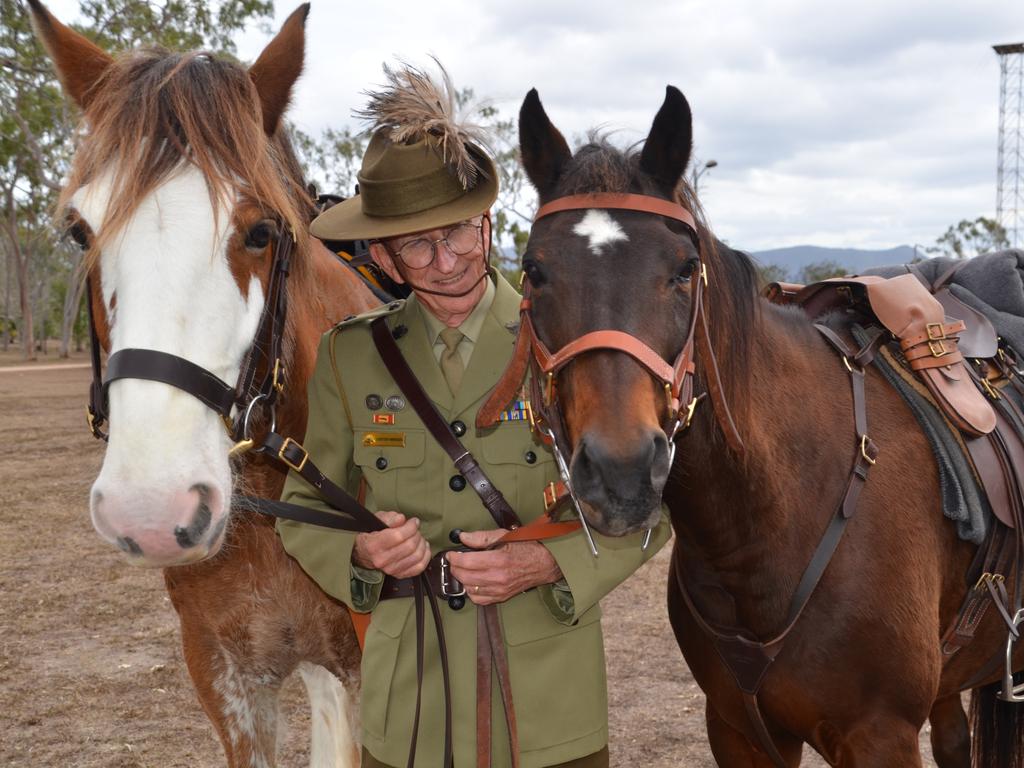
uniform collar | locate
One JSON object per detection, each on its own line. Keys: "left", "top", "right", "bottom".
{"left": 419, "top": 276, "right": 496, "bottom": 347}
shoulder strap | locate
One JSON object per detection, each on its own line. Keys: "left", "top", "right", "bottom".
{"left": 370, "top": 318, "right": 522, "bottom": 530}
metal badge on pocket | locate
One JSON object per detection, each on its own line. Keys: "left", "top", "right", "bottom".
{"left": 362, "top": 432, "right": 406, "bottom": 448}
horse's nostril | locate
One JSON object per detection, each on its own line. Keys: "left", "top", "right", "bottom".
{"left": 117, "top": 536, "right": 143, "bottom": 556}
{"left": 174, "top": 484, "right": 213, "bottom": 549}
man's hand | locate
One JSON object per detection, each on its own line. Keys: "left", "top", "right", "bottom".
{"left": 352, "top": 511, "right": 430, "bottom": 579}
{"left": 446, "top": 529, "right": 563, "bottom": 606}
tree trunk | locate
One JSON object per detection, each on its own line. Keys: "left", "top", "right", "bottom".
{"left": 2, "top": 244, "right": 10, "bottom": 353}
{"left": 17, "top": 249, "right": 35, "bottom": 360}
{"left": 59, "top": 257, "right": 85, "bottom": 358}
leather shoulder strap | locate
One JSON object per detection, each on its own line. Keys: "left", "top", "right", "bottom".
{"left": 370, "top": 318, "right": 522, "bottom": 530}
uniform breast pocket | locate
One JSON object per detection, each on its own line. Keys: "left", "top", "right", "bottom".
{"left": 481, "top": 426, "right": 558, "bottom": 521}
{"left": 353, "top": 429, "right": 426, "bottom": 512}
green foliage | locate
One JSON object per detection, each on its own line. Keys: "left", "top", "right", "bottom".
{"left": 1, "top": 0, "right": 274, "bottom": 357}
{"left": 754, "top": 262, "right": 789, "bottom": 287}
{"left": 799, "top": 259, "right": 848, "bottom": 284}
{"left": 929, "top": 216, "right": 1010, "bottom": 260}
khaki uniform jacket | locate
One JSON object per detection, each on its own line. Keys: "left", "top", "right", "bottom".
{"left": 277, "top": 273, "right": 670, "bottom": 768}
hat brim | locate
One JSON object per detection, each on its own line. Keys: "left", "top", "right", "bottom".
{"left": 310, "top": 172, "right": 499, "bottom": 241}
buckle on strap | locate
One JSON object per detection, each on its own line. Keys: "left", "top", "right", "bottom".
{"left": 439, "top": 554, "right": 465, "bottom": 598}
{"left": 278, "top": 437, "right": 309, "bottom": 472}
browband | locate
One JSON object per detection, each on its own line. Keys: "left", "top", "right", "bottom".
{"left": 534, "top": 192, "right": 697, "bottom": 233}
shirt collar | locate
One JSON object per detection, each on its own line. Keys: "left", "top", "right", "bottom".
{"left": 420, "top": 275, "right": 496, "bottom": 345}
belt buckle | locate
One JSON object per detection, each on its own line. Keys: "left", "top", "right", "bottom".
{"left": 439, "top": 554, "right": 465, "bottom": 598}
{"left": 278, "top": 436, "right": 309, "bottom": 472}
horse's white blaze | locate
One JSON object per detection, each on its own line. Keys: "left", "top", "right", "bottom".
{"left": 572, "top": 209, "right": 628, "bottom": 254}
{"left": 80, "top": 165, "right": 265, "bottom": 564}
{"left": 298, "top": 662, "right": 358, "bottom": 768}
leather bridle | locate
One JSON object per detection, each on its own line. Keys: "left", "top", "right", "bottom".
{"left": 478, "top": 192, "right": 744, "bottom": 551}
{"left": 84, "top": 225, "right": 296, "bottom": 456}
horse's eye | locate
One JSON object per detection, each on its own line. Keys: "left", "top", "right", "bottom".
{"left": 67, "top": 221, "right": 90, "bottom": 250}
{"left": 245, "top": 221, "right": 276, "bottom": 251}
{"left": 671, "top": 259, "right": 699, "bottom": 286}
{"left": 523, "top": 259, "right": 545, "bottom": 287}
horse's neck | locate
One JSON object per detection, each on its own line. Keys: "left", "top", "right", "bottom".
{"left": 669, "top": 300, "right": 855, "bottom": 628}
{"left": 242, "top": 236, "right": 377, "bottom": 500}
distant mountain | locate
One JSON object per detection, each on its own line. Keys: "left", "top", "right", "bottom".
{"left": 749, "top": 244, "right": 917, "bottom": 281}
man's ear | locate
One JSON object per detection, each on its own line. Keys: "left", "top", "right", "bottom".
{"left": 369, "top": 241, "right": 406, "bottom": 285}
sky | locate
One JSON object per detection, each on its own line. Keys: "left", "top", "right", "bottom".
{"left": 45, "top": 0, "right": 1024, "bottom": 252}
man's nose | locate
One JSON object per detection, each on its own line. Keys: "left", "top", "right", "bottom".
{"left": 433, "top": 240, "right": 458, "bottom": 272}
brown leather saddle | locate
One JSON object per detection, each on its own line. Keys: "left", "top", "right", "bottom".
{"left": 767, "top": 268, "right": 1024, "bottom": 701}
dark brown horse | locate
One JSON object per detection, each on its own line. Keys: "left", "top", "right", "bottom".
{"left": 511, "top": 86, "right": 1024, "bottom": 766}
{"left": 29, "top": 2, "right": 376, "bottom": 765}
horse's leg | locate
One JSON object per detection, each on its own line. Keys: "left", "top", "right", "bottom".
{"left": 831, "top": 717, "right": 924, "bottom": 768}
{"left": 175, "top": 613, "right": 282, "bottom": 767}
{"left": 928, "top": 694, "right": 970, "bottom": 768}
{"left": 705, "top": 702, "right": 802, "bottom": 767}
{"left": 297, "top": 662, "right": 360, "bottom": 768}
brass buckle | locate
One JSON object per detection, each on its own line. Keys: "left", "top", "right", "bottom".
{"left": 278, "top": 436, "right": 309, "bottom": 472}
{"left": 860, "top": 435, "right": 877, "bottom": 466}
{"left": 974, "top": 571, "right": 1005, "bottom": 591}
{"left": 544, "top": 481, "right": 561, "bottom": 512}
{"left": 272, "top": 358, "right": 285, "bottom": 395}
{"left": 927, "top": 323, "right": 951, "bottom": 358}
{"left": 926, "top": 322, "right": 947, "bottom": 340}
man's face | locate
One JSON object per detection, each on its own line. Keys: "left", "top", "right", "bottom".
{"left": 370, "top": 215, "right": 491, "bottom": 325}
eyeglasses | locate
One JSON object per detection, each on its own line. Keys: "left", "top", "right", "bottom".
{"left": 380, "top": 220, "right": 484, "bottom": 270}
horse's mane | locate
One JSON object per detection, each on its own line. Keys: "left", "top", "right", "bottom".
{"left": 553, "top": 134, "right": 759, "bottom": 434}
{"left": 60, "top": 46, "right": 312, "bottom": 273}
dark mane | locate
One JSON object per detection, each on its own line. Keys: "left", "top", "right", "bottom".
{"left": 555, "top": 135, "right": 759, "bottom": 435}
{"left": 60, "top": 46, "right": 311, "bottom": 271}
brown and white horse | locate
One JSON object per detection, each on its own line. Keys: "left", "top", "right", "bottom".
{"left": 508, "top": 86, "right": 1024, "bottom": 766}
{"left": 29, "top": 2, "right": 376, "bottom": 765}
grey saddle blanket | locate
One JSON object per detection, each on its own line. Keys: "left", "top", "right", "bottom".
{"left": 866, "top": 248, "right": 1024, "bottom": 357}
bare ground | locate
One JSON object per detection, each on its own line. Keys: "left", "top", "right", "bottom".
{"left": 0, "top": 365, "right": 939, "bottom": 767}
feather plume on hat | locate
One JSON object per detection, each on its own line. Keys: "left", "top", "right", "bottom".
{"left": 354, "top": 58, "right": 493, "bottom": 190}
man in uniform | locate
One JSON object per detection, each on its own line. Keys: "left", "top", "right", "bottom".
{"left": 276, "top": 63, "right": 670, "bottom": 768}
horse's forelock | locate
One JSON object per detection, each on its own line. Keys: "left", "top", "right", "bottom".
{"left": 59, "top": 47, "right": 310, "bottom": 273}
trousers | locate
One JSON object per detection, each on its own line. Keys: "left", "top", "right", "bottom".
{"left": 361, "top": 745, "right": 610, "bottom": 768}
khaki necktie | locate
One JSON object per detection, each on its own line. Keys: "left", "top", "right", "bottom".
{"left": 439, "top": 327, "right": 465, "bottom": 394}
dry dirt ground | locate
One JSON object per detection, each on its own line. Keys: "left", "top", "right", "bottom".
{"left": 0, "top": 364, "right": 941, "bottom": 767}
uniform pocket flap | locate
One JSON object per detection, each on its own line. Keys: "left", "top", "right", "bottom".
{"left": 353, "top": 429, "right": 426, "bottom": 469}
{"left": 481, "top": 430, "right": 553, "bottom": 465}
{"left": 502, "top": 601, "right": 601, "bottom": 646}
{"left": 369, "top": 599, "right": 413, "bottom": 639}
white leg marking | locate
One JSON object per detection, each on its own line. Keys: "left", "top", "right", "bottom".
{"left": 298, "top": 662, "right": 358, "bottom": 768}
{"left": 213, "top": 653, "right": 280, "bottom": 768}
{"left": 572, "top": 209, "right": 628, "bottom": 254}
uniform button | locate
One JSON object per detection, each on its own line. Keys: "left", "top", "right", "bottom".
{"left": 375, "top": 456, "right": 389, "bottom": 470}
{"left": 524, "top": 450, "right": 537, "bottom": 464}
{"left": 449, "top": 474, "right": 466, "bottom": 492}
{"left": 451, "top": 420, "right": 467, "bottom": 437}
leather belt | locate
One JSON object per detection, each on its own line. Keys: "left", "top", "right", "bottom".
{"left": 382, "top": 550, "right": 469, "bottom": 602}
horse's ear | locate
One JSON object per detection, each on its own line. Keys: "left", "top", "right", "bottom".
{"left": 27, "top": 0, "right": 113, "bottom": 111}
{"left": 519, "top": 89, "right": 572, "bottom": 201}
{"left": 248, "top": 3, "right": 309, "bottom": 135}
{"left": 639, "top": 86, "right": 693, "bottom": 196}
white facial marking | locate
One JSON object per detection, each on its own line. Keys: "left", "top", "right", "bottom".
{"left": 78, "top": 164, "right": 265, "bottom": 563}
{"left": 572, "top": 209, "right": 628, "bottom": 255}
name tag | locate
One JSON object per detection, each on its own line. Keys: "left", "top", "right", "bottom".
{"left": 362, "top": 432, "right": 406, "bottom": 448}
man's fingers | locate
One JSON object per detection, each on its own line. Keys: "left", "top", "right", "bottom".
{"left": 458, "top": 528, "right": 508, "bottom": 550}
{"left": 375, "top": 510, "right": 406, "bottom": 527}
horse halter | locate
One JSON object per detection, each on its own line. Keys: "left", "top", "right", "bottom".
{"left": 84, "top": 225, "right": 296, "bottom": 456}
{"left": 479, "top": 192, "right": 744, "bottom": 552}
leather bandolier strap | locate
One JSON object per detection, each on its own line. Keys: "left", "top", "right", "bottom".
{"left": 370, "top": 318, "right": 579, "bottom": 768}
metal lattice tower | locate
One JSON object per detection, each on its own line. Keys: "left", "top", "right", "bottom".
{"left": 995, "top": 43, "right": 1024, "bottom": 249}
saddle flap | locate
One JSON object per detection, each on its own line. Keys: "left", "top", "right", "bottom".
{"left": 934, "top": 287, "right": 999, "bottom": 359}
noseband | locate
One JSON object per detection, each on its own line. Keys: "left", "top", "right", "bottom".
{"left": 479, "top": 192, "right": 744, "bottom": 550}
{"left": 85, "top": 226, "right": 296, "bottom": 455}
